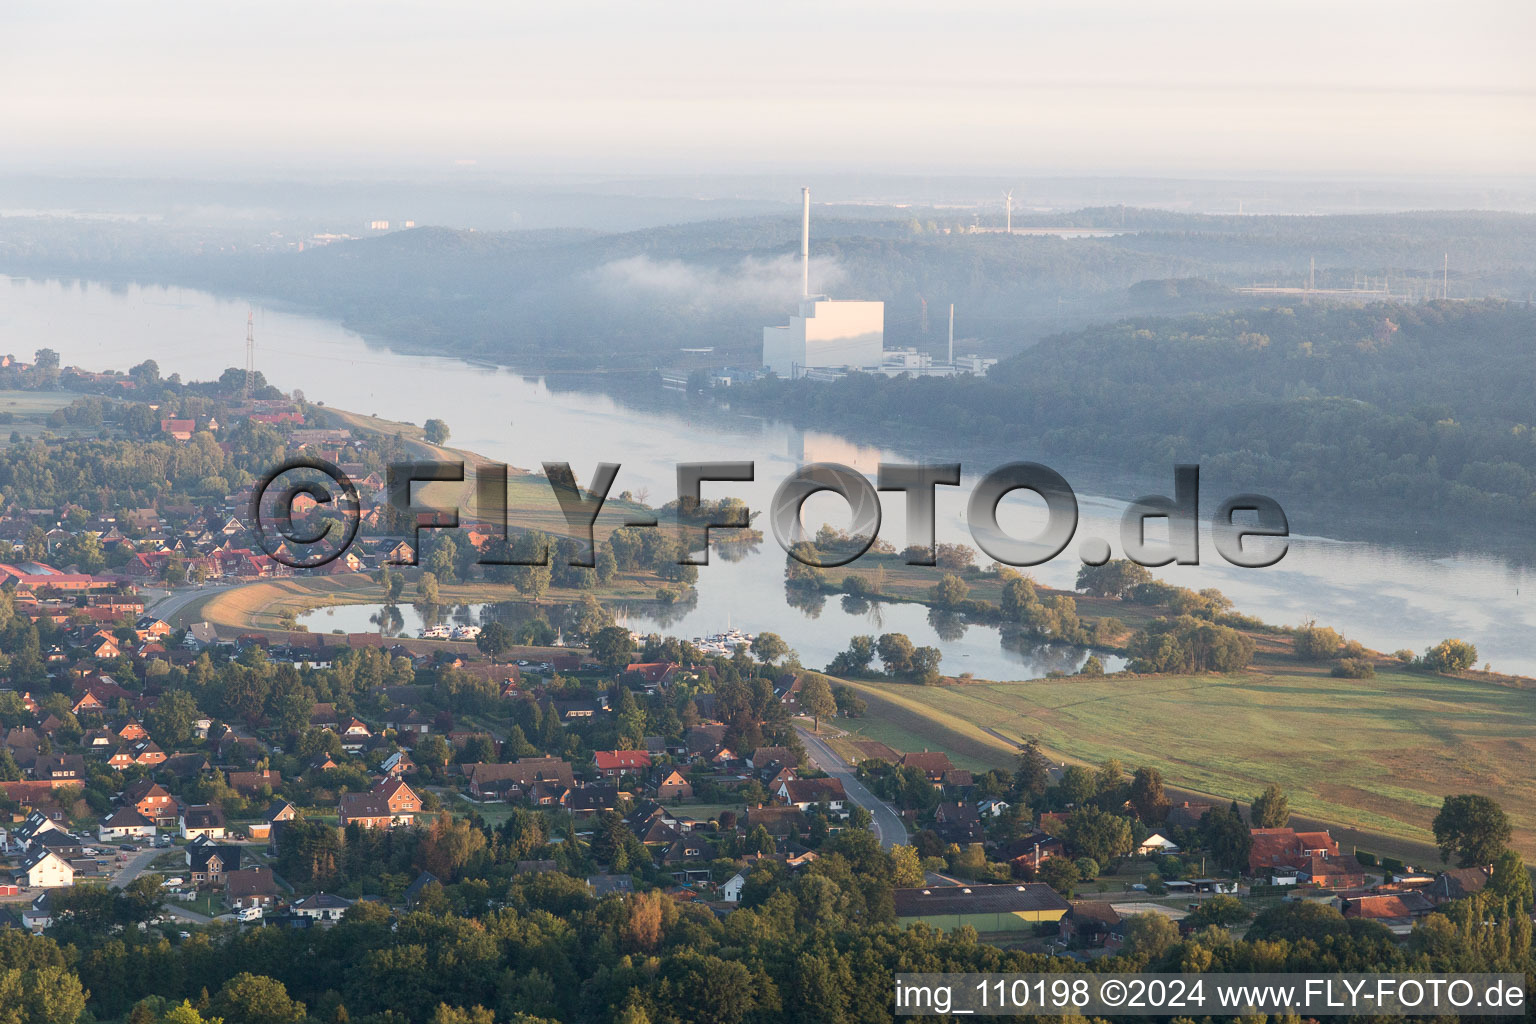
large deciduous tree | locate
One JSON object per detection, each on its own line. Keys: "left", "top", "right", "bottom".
{"left": 1432, "top": 794, "right": 1511, "bottom": 867}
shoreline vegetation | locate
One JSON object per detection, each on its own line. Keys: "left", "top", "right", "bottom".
{"left": 189, "top": 406, "right": 1536, "bottom": 858}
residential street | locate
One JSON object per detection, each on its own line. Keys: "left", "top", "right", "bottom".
{"left": 114, "top": 847, "right": 214, "bottom": 923}
{"left": 794, "top": 724, "right": 908, "bottom": 850}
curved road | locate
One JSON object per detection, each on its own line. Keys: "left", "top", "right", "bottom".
{"left": 795, "top": 724, "right": 908, "bottom": 850}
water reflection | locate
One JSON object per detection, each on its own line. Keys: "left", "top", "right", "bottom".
{"left": 13, "top": 274, "right": 1535, "bottom": 675}
{"left": 627, "top": 591, "right": 700, "bottom": 629}
{"left": 784, "top": 585, "right": 826, "bottom": 619}
{"left": 927, "top": 607, "right": 969, "bottom": 643}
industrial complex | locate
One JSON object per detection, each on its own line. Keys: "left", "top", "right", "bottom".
{"left": 761, "top": 188, "right": 996, "bottom": 381}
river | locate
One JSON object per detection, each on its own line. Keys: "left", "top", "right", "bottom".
{"left": 3, "top": 274, "right": 1533, "bottom": 676}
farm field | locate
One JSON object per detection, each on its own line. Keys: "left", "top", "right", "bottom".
{"left": 835, "top": 668, "right": 1536, "bottom": 857}
{"left": 0, "top": 389, "right": 92, "bottom": 442}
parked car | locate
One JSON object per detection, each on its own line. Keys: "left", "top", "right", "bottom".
{"left": 119, "top": 843, "right": 136, "bottom": 852}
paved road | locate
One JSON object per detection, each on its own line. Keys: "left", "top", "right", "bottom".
{"left": 795, "top": 724, "right": 908, "bottom": 850}
{"left": 146, "top": 582, "right": 245, "bottom": 629}
{"left": 115, "top": 846, "right": 163, "bottom": 886}
{"left": 114, "top": 847, "right": 215, "bottom": 923}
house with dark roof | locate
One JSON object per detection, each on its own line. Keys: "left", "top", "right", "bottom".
{"left": 32, "top": 754, "right": 86, "bottom": 783}
{"left": 98, "top": 806, "right": 155, "bottom": 842}
{"left": 748, "top": 746, "right": 797, "bottom": 773}
{"left": 622, "top": 662, "right": 678, "bottom": 688}
{"left": 225, "top": 866, "right": 279, "bottom": 908}
{"left": 31, "top": 830, "right": 84, "bottom": 860}
{"left": 660, "top": 837, "right": 713, "bottom": 882}
{"left": 463, "top": 758, "right": 575, "bottom": 800}
{"left": 1338, "top": 891, "right": 1433, "bottom": 935}
{"left": 380, "top": 751, "right": 415, "bottom": 777}
{"left": 187, "top": 841, "right": 242, "bottom": 887}
{"left": 568, "top": 786, "right": 620, "bottom": 817}
{"left": 746, "top": 805, "right": 807, "bottom": 837}
{"left": 1423, "top": 866, "right": 1491, "bottom": 904}
{"left": 402, "top": 871, "right": 441, "bottom": 908}
{"left": 777, "top": 777, "right": 847, "bottom": 815}
{"left": 161, "top": 752, "right": 212, "bottom": 778}
{"left": 933, "top": 801, "right": 983, "bottom": 843}
{"left": 1061, "top": 901, "right": 1124, "bottom": 950}
{"left": 10, "top": 811, "right": 63, "bottom": 851}
{"left": 338, "top": 779, "right": 420, "bottom": 829}
{"left": 180, "top": 804, "right": 226, "bottom": 840}
{"left": 227, "top": 769, "right": 281, "bottom": 797}
{"left": 587, "top": 874, "right": 635, "bottom": 897}
{"left": 897, "top": 751, "right": 954, "bottom": 784}
{"left": 1166, "top": 802, "right": 1214, "bottom": 829}
{"left": 292, "top": 892, "right": 352, "bottom": 921}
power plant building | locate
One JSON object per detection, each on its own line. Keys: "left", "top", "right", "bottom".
{"left": 763, "top": 188, "right": 884, "bottom": 379}
{"left": 762, "top": 295, "right": 885, "bottom": 379}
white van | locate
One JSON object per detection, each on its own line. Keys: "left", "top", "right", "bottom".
{"left": 237, "top": 906, "right": 263, "bottom": 922}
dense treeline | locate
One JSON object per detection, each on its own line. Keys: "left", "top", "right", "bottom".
{"left": 9, "top": 829, "right": 1536, "bottom": 1024}
{"left": 735, "top": 301, "right": 1536, "bottom": 535}
{"left": 0, "top": 361, "right": 403, "bottom": 513}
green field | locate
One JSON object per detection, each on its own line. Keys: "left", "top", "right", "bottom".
{"left": 837, "top": 668, "right": 1536, "bottom": 856}
{"left": 0, "top": 389, "right": 92, "bottom": 442}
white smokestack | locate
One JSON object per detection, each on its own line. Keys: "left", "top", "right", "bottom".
{"left": 801, "top": 186, "right": 810, "bottom": 298}
{"left": 948, "top": 303, "right": 955, "bottom": 364}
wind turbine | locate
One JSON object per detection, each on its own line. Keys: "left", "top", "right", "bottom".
{"left": 1003, "top": 189, "right": 1014, "bottom": 234}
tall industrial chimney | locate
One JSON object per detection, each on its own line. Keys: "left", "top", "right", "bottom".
{"left": 801, "top": 187, "right": 811, "bottom": 297}
{"left": 948, "top": 303, "right": 955, "bottom": 364}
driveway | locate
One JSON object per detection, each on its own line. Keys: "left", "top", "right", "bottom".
{"left": 795, "top": 724, "right": 909, "bottom": 850}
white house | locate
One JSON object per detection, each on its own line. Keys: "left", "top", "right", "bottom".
{"left": 977, "top": 798, "right": 1011, "bottom": 819}
{"left": 11, "top": 811, "right": 62, "bottom": 852}
{"left": 17, "top": 848, "right": 74, "bottom": 889}
{"left": 180, "top": 804, "right": 226, "bottom": 841}
{"left": 99, "top": 806, "right": 157, "bottom": 843}
{"left": 1137, "top": 833, "right": 1181, "bottom": 856}
{"left": 292, "top": 892, "right": 353, "bottom": 921}
{"left": 721, "top": 872, "right": 747, "bottom": 903}
{"left": 21, "top": 892, "right": 53, "bottom": 933}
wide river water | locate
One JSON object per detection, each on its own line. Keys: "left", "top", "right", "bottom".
{"left": 3, "top": 275, "right": 1533, "bottom": 677}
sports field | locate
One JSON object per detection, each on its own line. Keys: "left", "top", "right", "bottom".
{"left": 836, "top": 668, "right": 1536, "bottom": 856}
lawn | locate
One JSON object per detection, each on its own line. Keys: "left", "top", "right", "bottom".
{"left": 169, "top": 891, "right": 223, "bottom": 918}
{"left": 675, "top": 801, "right": 749, "bottom": 821}
{"left": 836, "top": 668, "right": 1536, "bottom": 857}
{"left": 823, "top": 713, "right": 1000, "bottom": 773}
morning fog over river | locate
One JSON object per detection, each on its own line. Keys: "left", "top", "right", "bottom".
{"left": 3, "top": 275, "right": 1533, "bottom": 677}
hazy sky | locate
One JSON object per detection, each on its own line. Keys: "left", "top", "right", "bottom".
{"left": 3, "top": 0, "right": 1533, "bottom": 178}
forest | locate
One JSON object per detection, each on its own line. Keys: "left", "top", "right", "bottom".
{"left": 731, "top": 301, "right": 1536, "bottom": 539}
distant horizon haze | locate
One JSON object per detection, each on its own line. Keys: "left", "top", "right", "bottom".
{"left": 2, "top": 0, "right": 1532, "bottom": 180}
